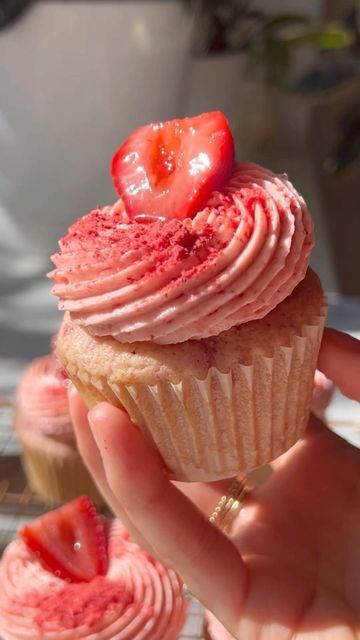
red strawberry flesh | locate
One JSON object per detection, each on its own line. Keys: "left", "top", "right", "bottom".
{"left": 20, "top": 496, "right": 108, "bottom": 583}
{"left": 111, "top": 111, "right": 235, "bottom": 220}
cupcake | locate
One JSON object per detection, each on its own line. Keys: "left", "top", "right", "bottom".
{"left": 0, "top": 497, "right": 187, "bottom": 639}
{"left": 15, "top": 354, "right": 102, "bottom": 504}
{"left": 50, "top": 111, "right": 326, "bottom": 481}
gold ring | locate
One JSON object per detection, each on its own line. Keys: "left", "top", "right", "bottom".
{"left": 209, "top": 476, "right": 252, "bottom": 534}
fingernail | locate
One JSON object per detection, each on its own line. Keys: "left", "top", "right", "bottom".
{"left": 87, "top": 405, "right": 103, "bottom": 436}
{"left": 66, "top": 381, "right": 78, "bottom": 399}
{"left": 88, "top": 405, "right": 99, "bottom": 424}
{"left": 87, "top": 407, "right": 105, "bottom": 451}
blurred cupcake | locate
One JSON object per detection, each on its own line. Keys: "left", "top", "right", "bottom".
{"left": 0, "top": 497, "right": 187, "bottom": 639}
{"left": 50, "top": 112, "right": 326, "bottom": 481}
{"left": 15, "top": 354, "right": 102, "bottom": 504}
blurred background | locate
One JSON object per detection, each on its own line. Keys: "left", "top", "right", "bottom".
{"left": 0, "top": 0, "right": 359, "bottom": 393}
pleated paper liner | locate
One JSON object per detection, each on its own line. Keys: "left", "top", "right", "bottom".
{"left": 14, "top": 419, "right": 103, "bottom": 505}
{"left": 69, "top": 307, "right": 326, "bottom": 482}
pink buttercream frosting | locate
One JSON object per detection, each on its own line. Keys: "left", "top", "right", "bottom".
{"left": 50, "top": 163, "right": 313, "bottom": 344}
{"left": 16, "top": 354, "right": 74, "bottom": 443}
{"left": 0, "top": 520, "right": 187, "bottom": 640}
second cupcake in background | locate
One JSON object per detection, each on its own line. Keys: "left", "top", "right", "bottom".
{"left": 15, "top": 354, "right": 102, "bottom": 505}
{"left": 0, "top": 497, "right": 187, "bottom": 640}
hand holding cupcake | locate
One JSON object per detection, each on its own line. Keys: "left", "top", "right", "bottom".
{"left": 69, "top": 328, "right": 360, "bottom": 639}
{"left": 50, "top": 111, "right": 326, "bottom": 481}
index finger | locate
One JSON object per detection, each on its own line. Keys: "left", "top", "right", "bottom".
{"left": 88, "top": 403, "right": 247, "bottom": 628}
{"left": 317, "top": 328, "right": 360, "bottom": 401}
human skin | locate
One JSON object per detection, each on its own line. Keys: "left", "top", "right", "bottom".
{"left": 69, "top": 328, "right": 360, "bottom": 639}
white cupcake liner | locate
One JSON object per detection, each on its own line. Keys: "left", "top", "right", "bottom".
{"left": 79, "top": 308, "right": 326, "bottom": 482}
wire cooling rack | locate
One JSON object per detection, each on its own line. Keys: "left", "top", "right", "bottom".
{"left": 0, "top": 404, "right": 205, "bottom": 639}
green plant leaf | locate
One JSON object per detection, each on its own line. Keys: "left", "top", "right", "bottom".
{"left": 285, "top": 23, "right": 354, "bottom": 49}
{"left": 314, "top": 24, "right": 354, "bottom": 49}
{"left": 264, "top": 13, "right": 309, "bottom": 31}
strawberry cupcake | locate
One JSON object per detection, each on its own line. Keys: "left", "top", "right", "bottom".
{"left": 15, "top": 354, "right": 102, "bottom": 504}
{"left": 0, "top": 497, "right": 187, "bottom": 639}
{"left": 50, "top": 111, "right": 326, "bottom": 481}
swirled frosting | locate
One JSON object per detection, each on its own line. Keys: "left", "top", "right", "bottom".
{"left": 0, "top": 520, "right": 187, "bottom": 640}
{"left": 16, "top": 354, "right": 74, "bottom": 443}
{"left": 50, "top": 163, "right": 313, "bottom": 344}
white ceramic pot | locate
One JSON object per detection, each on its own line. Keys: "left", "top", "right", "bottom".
{"left": 0, "top": 1, "right": 192, "bottom": 263}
